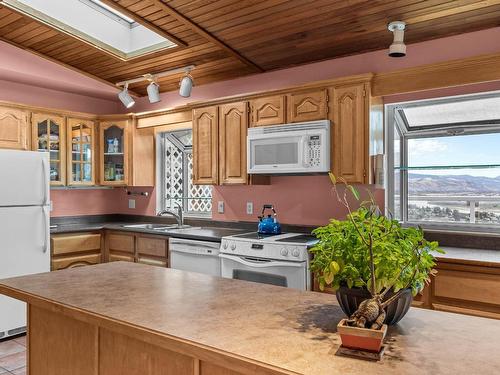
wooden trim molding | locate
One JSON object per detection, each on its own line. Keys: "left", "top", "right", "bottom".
{"left": 372, "top": 51, "right": 500, "bottom": 97}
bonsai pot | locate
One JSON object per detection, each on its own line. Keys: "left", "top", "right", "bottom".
{"left": 336, "top": 286, "right": 412, "bottom": 325}
{"left": 337, "top": 319, "right": 387, "bottom": 352}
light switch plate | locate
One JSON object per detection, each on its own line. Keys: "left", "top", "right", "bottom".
{"left": 49, "top": 200, "right": 53, "bottom": 212}
{"left": 246, "top": 202, "right": 253, "bottom": 215}
{"left": 128, "top": 199, "right": 136, "bottom": 209}
{"left": 217, "top": 201, "right": 224, "bottom": 214}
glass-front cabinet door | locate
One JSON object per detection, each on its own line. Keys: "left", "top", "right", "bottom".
{"left": 32, "top": 113, "right": 66, "bottom": 186}
{"left": 67, "top": 118, "right": 95, "bottom": 186}
{"left": 99, "top": 121, "right": 128, "bottom": 186}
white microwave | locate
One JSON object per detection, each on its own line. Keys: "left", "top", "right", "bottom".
{"left": 247, "top": 120, "right": 330, "bottom": 174}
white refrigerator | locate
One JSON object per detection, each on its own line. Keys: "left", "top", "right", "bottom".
{"left": 0, "top": 150, "right": 50, "bottom": 339}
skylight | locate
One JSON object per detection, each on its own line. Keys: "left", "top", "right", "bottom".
{"left": 1, "top": 0, "right": 177, "bottom": 60}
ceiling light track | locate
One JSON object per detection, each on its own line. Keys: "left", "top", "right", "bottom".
{"left": 116, "top": 65, "right": 196, "bottom": 107}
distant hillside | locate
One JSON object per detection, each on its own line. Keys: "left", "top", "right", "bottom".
{"left": 408, "top": 173, "right": 500, "bottom": 195}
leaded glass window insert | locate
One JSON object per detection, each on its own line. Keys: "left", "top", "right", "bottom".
{"left": 160, "top": 130, "right": 212, "bottom": 216}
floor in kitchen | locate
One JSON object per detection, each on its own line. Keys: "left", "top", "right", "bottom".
{"left": 0, "top": 336, "right": 26, "bottom": 375}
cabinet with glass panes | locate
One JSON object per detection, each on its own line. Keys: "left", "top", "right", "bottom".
{"left": 99, "top": 120, "right": 128, "bottom": 186}
{"left": 67, "top": 118, "right": 96, "bottom": 186}
{"left": 31, "top": 113, "right": 66, "bottom": 185}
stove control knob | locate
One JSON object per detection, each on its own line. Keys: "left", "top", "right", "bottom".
{"left": 280, "top": 248, "right": 289, "bottom": 256}
{"left": 292, "top": 248, "right": 300, "bottom": 257}
{"left": 222, "top": 241, "right": 228, "bottom": 249}
{"left": 230, "top": 243, "right": 236, "bottom": 251}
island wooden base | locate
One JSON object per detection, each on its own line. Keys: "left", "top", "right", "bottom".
{"left": 26, "top": 304, "right": 290, "bottom": 375}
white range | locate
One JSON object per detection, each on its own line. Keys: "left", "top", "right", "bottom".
{"left": 220, "top": 232, "right": 317, "bottom": 291}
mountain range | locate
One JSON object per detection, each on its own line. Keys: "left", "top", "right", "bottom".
{"left": 408, "top": 173, "right": 500, "bottom": 195}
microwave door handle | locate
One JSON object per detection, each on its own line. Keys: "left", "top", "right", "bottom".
{"left": 301, "top": 137, "right": 309, "bottom": 168}
{"left": 220, "top": 254, "right": 303, "bottom": 268}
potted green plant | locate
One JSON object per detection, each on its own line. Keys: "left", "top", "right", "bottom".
{"left": 310, "top": 174, "right": 443, "bottom": 352}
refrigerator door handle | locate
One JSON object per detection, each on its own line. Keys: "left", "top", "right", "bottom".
{"left": 42, "top": 206, "right": 49, "bottom": 253}
{"left": 41, "top": 158, "right": 48, "bottom": 205}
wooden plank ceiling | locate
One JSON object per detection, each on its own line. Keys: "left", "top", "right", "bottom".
{"left": 1, "top": 0, "right": 500, "bottom": 97}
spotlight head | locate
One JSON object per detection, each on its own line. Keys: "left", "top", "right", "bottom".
{"left": 118, "top": 83, "right": 135, "bottom": 108}
{"left": 179, "top": 72, "right": 194, "bottom": 98}
{"left": 388, "top": 21, "right": 406, "bottom": 58}
{"left": 147, "top": 81, "right": 161, "bottom": 104}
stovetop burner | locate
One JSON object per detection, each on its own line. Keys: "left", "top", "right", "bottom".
{"left": 232, "top": 232, "right": 285, "bottom": 240}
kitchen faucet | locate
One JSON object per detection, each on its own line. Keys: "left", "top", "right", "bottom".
{"left": 157, "top": 203, "right": 184, "bottom": 227}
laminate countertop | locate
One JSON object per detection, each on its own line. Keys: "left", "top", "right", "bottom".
{"left": 1, "top": 262, "right": 500, "bottom": 374}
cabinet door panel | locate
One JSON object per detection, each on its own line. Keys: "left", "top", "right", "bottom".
{"left": 32, "top": 113, "right": 66, "bottom": 186}
{"left": 67, "top": 118, "right": 96, "bottom": 186}
{"left": 0, "top": 106, "right": 29, "bottom": 150}
{"left": 99, "top": 120, "right": 129, "bottom": 186}
{"left": 52, "top": 253, "right": 101, "bottom": 271}
{"left": 331, "top": 84, "right": 367, "bottom": 183}
{"left": 193, "top": 107, "right": 218, "bottom": 185}
{"left": 250, "top": 95, "right": 285, "bottom": 127}
{"left": 136, "top": 236, "right": 167, "bottom": 258}
{"left": 52, "top": 233, "right": 101, "bottom": 255}
{"left": 288, "top": 89, "right": 327, "bottom": 122}
{"left": 107, "top": 232, "right": 135, "bottom": 253}
{"left": 219, "top": 102, "right": 248, "bottom": 185}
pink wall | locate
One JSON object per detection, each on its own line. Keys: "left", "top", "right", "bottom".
{"left": 134, "top": 27, "right": 500, "bottom": 113}
{"left": 50, "top": 187, "right": 155, "bottom": 217}
{"left": 212, "top": 176, "right": 384, "bottom": 226}
{"left": 5, "top": 27, "right": 500, "bottom": 223}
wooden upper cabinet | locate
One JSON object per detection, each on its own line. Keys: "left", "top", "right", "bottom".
{"left": 67, "top": 118, "right": 96, "bottom": 186}
{"left": 0, "top": 106, "right": 29, "bottom": 150}
{"left": 193, "top": 106, "right": 218, "bottom": 185}
{"left": 330, "top": 83, "right": 368, "bottom": 184}
{"left": 249, "top": 95, "right": 286, "bottom": 127}
{"left": 287, "top": 89, "right": 327, "bottom": 122}
{"left": 99, "top": 120, "right": 129, "bottom": 186}
{"left": 219, "top": 102, "right": 248, "bottom": 184}
{"left": 32, "top": 113, "right": 66, "bottom": 186}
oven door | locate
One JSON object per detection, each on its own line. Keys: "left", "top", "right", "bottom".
{"left": 220, "top": 253, "right": 308, "bottom": 291}
{"left": 248, "top": 134, "right": 307, "bottom": 173}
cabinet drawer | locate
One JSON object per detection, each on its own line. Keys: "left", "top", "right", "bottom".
{"left": 52, "top": 233, "right": 101, "bottom": 255}
{"left": 107, "top": 232, "right": 135, "bottom": 253}
{"left": 434, "top": 270, "right": 500, "bottom": 306}
{"left": 109, "top": 253, "right": 134, "bottom": 262}
{"left": 137, "top": 236, "right": 167, "bottom": 258}
{"left": 52, "top": 253, "right": 101, "bottom": 271}
{"left": 138, "top": 257, "right": 167, "bottom": 268}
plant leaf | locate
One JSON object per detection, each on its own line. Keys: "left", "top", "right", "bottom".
{"left": 348, "top": 185, "right": 360, "bottom": 201}
{"left": 329, "top": 261, "right": 340, "bottom": 275}
{"left": 328, "top": 172, "right": 337, "bottom": 185}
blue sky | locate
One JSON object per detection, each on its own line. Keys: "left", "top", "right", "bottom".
{"left": 407, "top": 133, "right": 500, "bottom": 178}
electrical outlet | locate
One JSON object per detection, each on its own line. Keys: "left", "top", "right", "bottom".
{"left": 246, "top": 202, "right": 253, "bottom": 215}
{"left": 217, "top": 201, "right": 224, "bottom": 214}
{"left": 49, "top": 200, "right": 53, "bottom": 212}
{"left": 128, "top": 199, "right": 136, "bottom": 209}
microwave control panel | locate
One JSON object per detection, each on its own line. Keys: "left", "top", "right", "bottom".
{"left": 307, "top": 135, "right": 322, "bottom": 167}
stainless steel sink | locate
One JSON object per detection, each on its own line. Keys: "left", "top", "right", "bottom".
{"left": 153, "top": 225, "right": 199, "bottom": 232}
{"left": 121, "top": 223, "right": 172, "bottom": 230}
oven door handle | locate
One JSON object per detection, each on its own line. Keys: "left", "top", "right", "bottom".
{"left": 220, "top": 254, "right": 303, "bottom": 268}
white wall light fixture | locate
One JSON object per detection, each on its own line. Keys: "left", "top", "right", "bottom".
{"left": 179, "top": 69, "right": 194, "bottom": 98}
{"left": 388, "top": 21, "right": 407, "bottom": 57}
{"left": 116, "top": 65, "right": 196, "bottom": 108}
{"left": 118, "top": 83, "right": 135, "bottom": 108}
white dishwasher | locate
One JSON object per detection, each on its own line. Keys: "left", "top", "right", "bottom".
{"left": 169, "top": 238, "right": 221, "bottom": 277}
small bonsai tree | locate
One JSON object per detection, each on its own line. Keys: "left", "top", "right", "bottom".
{"left": 310, "top": 174, "right": 442, "bottom": 329}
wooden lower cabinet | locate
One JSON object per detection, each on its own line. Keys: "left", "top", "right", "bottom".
{"left": 313, "top": 258, "right": 500, "bottom": 320}
{"left": 136, "top": 234, "right": 169, "bottom": 267}
{"left": 50, "top": 232, "right": 102, "bottom": 271}
{"left": 105, "top": 231, "right": 135, "bottom": 263}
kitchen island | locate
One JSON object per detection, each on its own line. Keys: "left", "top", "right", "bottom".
{"left": 1, "top": 262, "right": 500, "bottom": 375}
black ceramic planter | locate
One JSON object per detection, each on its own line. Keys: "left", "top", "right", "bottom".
{"left": 335, "top": 286, "right": 413, "bottom": 325}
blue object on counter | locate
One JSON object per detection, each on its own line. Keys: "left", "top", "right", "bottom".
{"left": 257, "top": 204, "right": 281, "bottom": 235}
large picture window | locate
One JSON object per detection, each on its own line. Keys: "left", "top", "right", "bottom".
{"left": 159, "top": 130, "right": 212, "bottom": 217}
{"left": 387, "top": 93, "right": 500, "bottom": 230}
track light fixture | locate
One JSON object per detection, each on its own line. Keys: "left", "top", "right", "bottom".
{"left": 179, "top": 69, "right": 194, "bottom": 98}
{"left": 116, "top": 65, "right": 195, "bottom": 108}
{"left": 145, "top": 74, "right": 161, "bottom": 104}
{"left": 388, "top": 21, "right": 406, "bottom": 57}
{"left": 118, "top": 83, "right": 135, "bottom": 109}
